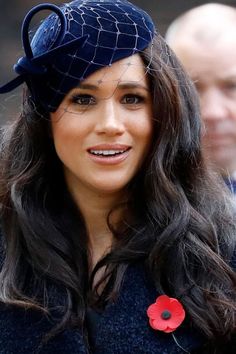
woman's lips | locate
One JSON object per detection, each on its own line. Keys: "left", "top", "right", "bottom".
{"left": 87, "top": 144, "right": 131, "bottom": 165}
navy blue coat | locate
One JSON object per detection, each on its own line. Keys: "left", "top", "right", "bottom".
{"left": 0, "top": 248, "right": 235, "bottom": 353}
{"left": 0, "top": 262, "right": 220, "bottom": 354}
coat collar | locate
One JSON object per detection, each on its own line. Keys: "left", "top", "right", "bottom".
{"left": 90, "top": 263, "right": 205, "bottom": 353}
{"left": 0, "top": 227, "right": 206, "bottom": 353}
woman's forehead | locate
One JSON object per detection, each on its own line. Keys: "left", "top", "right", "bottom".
{"left": 77, "top": 55, "right": 148, "bottom": 87}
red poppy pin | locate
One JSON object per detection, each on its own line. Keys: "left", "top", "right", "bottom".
{"left": 147, "top": 295, "right": 185, "bottom": 333}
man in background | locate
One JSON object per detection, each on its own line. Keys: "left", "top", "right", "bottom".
{"left": 166, "top": 3, "right": 236, "bottom": 191}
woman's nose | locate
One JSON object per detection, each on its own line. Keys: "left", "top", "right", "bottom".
{"left": 94, "top": 100, "right": 125, "bottom": 136}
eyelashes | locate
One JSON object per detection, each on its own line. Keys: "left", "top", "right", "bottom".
{"left": 121, "top": 94, "right": 145, "bottom": 105}
{"left": 70, "top": 93, "right": 146, "bottom": 106}
{"left": 71, "top": 94, "right": 96, "bottom": 106}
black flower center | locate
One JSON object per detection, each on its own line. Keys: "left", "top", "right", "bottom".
{"left": 161, "top": 310, "right": 171, "bottom": 320}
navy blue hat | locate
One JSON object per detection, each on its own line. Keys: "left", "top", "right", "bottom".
{"left": 0, "top": 0, "right": 155, "bottom": 112}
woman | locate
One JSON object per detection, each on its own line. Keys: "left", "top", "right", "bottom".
{"left": 0, "top": 1, "right": 235, "bottom": 353}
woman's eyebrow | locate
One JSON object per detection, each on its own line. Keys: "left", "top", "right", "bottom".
{"left": 77, "top": 82, "right": 150, "bottom": 91}
{"left": 77, "top": 83, "right": 98, "bottom": 90}
{"left": 117, "top": 82, "right": 150, "bottom": 91}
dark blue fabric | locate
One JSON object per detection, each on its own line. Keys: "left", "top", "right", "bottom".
{"left": 0, "top": 226, "right": 235, "bottom": 353}
{"left": 86, "top": 307, "right": 101, "bottom": 350}
{"left": 0, "top": 0, "right": 155, "bottom": 112}
{"left": 0, "top": 263, "right": 206, "bottom": 354}
{"left": 224, "top": 177, "right": 236, "bottom": 194}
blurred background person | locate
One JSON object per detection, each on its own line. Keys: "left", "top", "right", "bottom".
{"left": 166, "top": 3, "right": 236, "bottom": 192}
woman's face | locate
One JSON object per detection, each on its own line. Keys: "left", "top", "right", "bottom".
{"left": 51, "top": 54, "right": 153, "bottom": 198}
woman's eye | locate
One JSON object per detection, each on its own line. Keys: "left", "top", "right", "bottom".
{"left": 71, "top": 94, "right": 96, "bottom": 105}
{"left": 122, "top": 94, "right": 144, "bottom": 105}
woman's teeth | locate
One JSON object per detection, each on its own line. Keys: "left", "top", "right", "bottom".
{"left": 90, "top": 149, "right": 126, "bottom": 156}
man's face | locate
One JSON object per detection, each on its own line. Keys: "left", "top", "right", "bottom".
{"left": 173, "top": 35, "right": 236, "bottom": 175}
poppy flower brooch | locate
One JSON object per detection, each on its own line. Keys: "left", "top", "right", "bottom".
{"left": 147, "top": 295, "right": 185, "bottom": 333}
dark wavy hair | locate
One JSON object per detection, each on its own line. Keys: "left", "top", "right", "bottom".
{"left": 0, "top": 33, "right": 235, "bottom": 349}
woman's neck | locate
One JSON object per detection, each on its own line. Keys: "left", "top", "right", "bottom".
{"left": 66, "top": 180, "right": 126, "bottom": 268}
